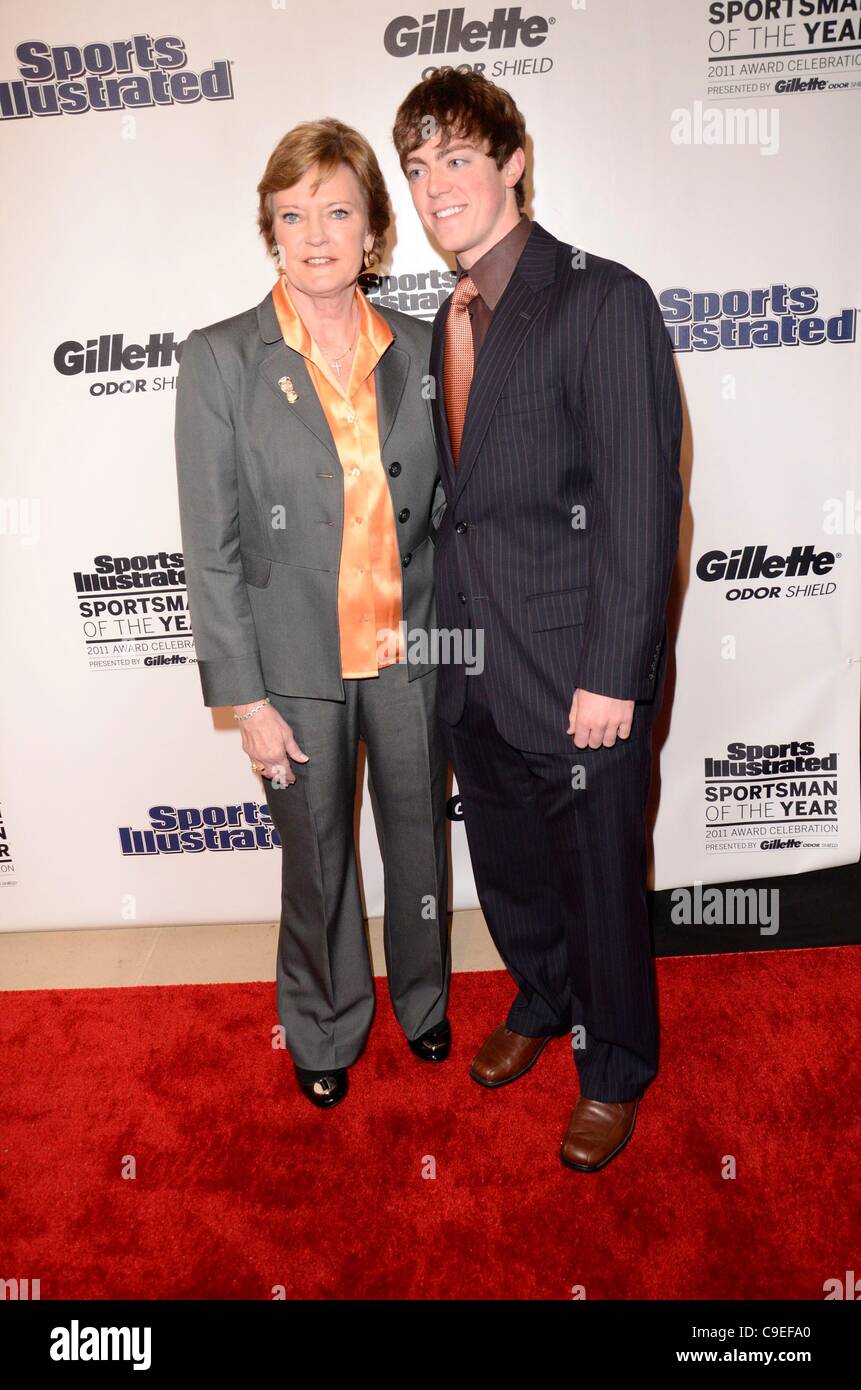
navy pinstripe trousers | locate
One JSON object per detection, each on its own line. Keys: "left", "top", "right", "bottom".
{"left": 446, "top": 650, "right": 667, "bottom": 1102}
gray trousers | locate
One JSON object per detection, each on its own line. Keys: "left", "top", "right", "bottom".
{"left": 261, "top": 661, "right": 450, "bottom": 1081}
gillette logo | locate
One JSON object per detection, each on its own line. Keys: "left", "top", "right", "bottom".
{"left": 696, "top": 544, "right": 837, "bottom": 582}
{"left": 384, "top": 7, "right": 549, "bottom": 56}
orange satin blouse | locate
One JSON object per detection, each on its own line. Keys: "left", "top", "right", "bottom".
{"left": 271, "top": 274, "right": 404, "bottom": 677}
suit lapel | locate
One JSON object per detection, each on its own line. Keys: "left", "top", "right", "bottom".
{"left": 256, "top": 288, "right": 408, "bottom": 461}
{"left": 258, "top": 341, "right": 338, "bottom": 458}
{"left": 373, "top": 341, "right": 409, "bottom": 454}
{"left": 430, "top": 293, "right": 455, "bottom": 488}
{"left": 450, "top": 276, "right": 548, "bottom": 505}
{"left": 432, "top": 220, "right": 561, "bottom": 505}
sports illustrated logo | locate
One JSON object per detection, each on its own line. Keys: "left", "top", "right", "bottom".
{"left": 361, "top": 268, "right": 457, "bottom": 318}
{"left": 705, "top": 740, "right": 836, "bottom": 779}
{"left": 703, "top": 740, "right": 839, "bottom": 858}
{"left": 1, "top": 35, "right": 233, "bottom": 120}
{"left": 74, "top": 550, "right": 195, "bottom": 673}
{"left": 660, "top": 284, "right": 856, "bottom": 352}
{"left": 118, "top": 804, "right": 282, "bottom": 856}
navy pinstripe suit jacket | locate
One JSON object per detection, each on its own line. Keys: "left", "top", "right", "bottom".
{"left": 429, "top": 219, "right": 683, "bottom": 755}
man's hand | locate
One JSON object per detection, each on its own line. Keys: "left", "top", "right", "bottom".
{"left": 567, "top": 688, "right": 635, "bottom": 748}
{"left": 234, "top": 702, "right": 309, "bottom": 784}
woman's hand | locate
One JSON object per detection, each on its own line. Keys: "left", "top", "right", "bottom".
{"left": 234, "top": 702, "right": 309, "bottom": 784}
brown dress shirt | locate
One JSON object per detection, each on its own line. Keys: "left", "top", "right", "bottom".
{"left": 454, "top": 212, "right": 533, "bottom": 357}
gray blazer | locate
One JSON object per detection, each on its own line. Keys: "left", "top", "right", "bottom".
{"left": 174, "top": 287, "right": 445, "bottom": 707}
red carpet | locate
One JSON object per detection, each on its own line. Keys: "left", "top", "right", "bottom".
{"left": 1, "top": 947, "right": 859, "bottom": 1300}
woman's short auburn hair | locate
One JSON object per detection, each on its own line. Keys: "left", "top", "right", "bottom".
{"left": 392, "top": 69, "right": 527, "bottom": 209}
{"left": 257, "top": 118, "right": 391, "bottom": 269}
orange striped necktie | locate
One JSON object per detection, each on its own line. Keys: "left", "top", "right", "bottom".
{"left": 443, "top": 273, "right": 479, "bottom": 466}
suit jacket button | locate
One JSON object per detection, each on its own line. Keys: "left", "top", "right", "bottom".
{"left": 398, "top": 507, "right": 410, "bottom": 522}
{"left": 389, "top": 461, "right": 401, "bottom": 477}
{"left": 402, "top": 552, "right": 412, "bottom": 567}
{"left": 458, "top": 591, "right": 467, "bottom": 604}
{"left": 455, "top": 521, "right": 468, "bottom": 534}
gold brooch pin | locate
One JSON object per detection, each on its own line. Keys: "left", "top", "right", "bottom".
{"left": 278, "top": 375, "right": 298, "bottom": 403}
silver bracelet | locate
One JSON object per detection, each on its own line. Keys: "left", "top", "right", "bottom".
{"left": 233, "top": 697, "right": 270, "bottom": 722}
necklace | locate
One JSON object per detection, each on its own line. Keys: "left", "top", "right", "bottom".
{"left": 279, "top": 272, "right": 359, "bottom": 379}
{"left": 321, "top": 314, "right": 359, "bottom": 378}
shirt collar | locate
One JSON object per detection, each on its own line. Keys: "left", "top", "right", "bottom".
{"left": 455, "top": 212, "right": 532, "bottom": 310}
{"left": 270, "top": 274, "right": 393, "bottom": 392}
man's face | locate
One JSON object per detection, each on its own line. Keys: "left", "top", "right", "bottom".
{"left": 404, "top": 127, "right": 525, "bottom": 267}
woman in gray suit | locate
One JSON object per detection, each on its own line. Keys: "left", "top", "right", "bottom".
{"left": 174, "top": 119, "right": 450, "bottom": 1108}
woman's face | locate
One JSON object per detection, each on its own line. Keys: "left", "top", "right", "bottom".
{"left": 271, "top": 161, "right": 375, "bottom": 299}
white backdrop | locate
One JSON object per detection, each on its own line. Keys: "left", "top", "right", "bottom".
{"left": 2, "top": 0, "right": 859, "bottom": 931}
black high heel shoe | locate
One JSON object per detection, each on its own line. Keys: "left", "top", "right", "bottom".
{"left": 295, "top": 1067, "right": 348, "bottom": 1108}
{"left": 408, "top": 1017, "right": 451, "bottom": 1062}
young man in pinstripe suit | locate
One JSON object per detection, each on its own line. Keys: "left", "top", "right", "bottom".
{"left": 394, "top": 72, "right": 683, "bottom": 1172}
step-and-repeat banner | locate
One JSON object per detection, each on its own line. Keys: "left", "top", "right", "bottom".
{"left": 2, "top": 0, "right": 859, "bottom": 930}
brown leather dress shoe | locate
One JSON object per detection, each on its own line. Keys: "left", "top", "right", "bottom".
{"left": 560, "top": 1096, "right": 639, "bottom": 1172}
{"left": 469, "top": 1024, "right": 555, "bottom": 1088}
